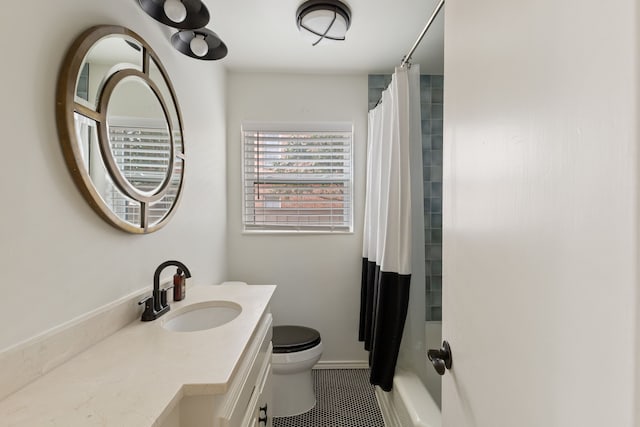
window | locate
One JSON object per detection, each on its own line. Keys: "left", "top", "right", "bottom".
{"left": 242, "top": 122, "right": 353, "bottom": 232}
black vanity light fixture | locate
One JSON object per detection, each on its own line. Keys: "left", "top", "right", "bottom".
{"left": 296, "top": 0, "right": 352, "bottom": 46}
{"left": 171, "top": 28, "right": 228, "bottom": 60}
{"left": 138, "top": 0, "right": 210, "bottom": 29}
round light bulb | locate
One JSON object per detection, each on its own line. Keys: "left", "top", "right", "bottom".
{"left": 163, "top": 0, "right": 187, "bottom": 23}
{"left": 190, "top": 34, "right": 208, "bottom": 57}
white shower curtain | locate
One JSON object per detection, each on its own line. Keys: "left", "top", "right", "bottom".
{"left": 359, "top": 65, "right": 424, "bottom": 391}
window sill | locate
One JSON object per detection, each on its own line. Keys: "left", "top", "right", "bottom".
{"left": 241, "top": 229, "right": 354, "bottom": 236}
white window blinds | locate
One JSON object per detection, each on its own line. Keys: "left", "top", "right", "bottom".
{"left": 242, "top": 123, "right": 353, "bottom": 232}
{"left": 107, "top": 119, "right": 182, "bottom": 225}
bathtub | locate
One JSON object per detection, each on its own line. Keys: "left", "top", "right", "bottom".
{"left": 376, "top": 369, "right": 441, "bottom": 427}
{"left": 376, "top": 321, "right": 442, "bottom": 427}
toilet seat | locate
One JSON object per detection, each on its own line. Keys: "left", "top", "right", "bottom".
{"left": 273, "top": 325, "right": 321, "bottom": 353}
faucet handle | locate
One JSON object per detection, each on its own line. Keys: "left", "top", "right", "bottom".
{"left": 138, "top": 296, "right": 156, "bottom": 322}
{"left": 160, "top": 288, "right": 169, "bottom": 309}
{"left": 138, "top": 295, "right": 153, "bottom": 306}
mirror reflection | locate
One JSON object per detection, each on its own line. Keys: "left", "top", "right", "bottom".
{"left": 75, "top": 36, "right": 143, "bottom": 110}
{"left": 57, "top": 26, "right": 185, "bottom": 233}
{"left": 106, "top": 76, "right": 171, "bottom": 195}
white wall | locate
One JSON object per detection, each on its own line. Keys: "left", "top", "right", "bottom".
{"left": 443, "top": 0, "right": 638, "bottom": 426}
{"left": 0, "top": 0, "right": 227, "bottom": 351}
{"left": 226, "top": 72, "right": 369, "bottom": 363}
{"left": 636, "top": 3, "right": 640, "bottom": 420}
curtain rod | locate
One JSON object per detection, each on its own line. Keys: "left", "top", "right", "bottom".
{"left": 400, "top": 0, "right": 445, "bottom": 68}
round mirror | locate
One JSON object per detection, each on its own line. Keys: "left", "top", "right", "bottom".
{"left": 56, "top": 26, "right": 185, "bottom": 233}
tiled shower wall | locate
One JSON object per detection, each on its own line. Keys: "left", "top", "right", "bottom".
{"left": 367, "top": 74, "right": 444, "bottom": 321}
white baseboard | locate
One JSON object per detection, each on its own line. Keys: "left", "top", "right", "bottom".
{"left": 314, "top": 360, "right": 369, "bottom": 370}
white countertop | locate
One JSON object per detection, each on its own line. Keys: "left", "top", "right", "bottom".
{"left": 0, "top": 284, "right": 276, "bottom": 426}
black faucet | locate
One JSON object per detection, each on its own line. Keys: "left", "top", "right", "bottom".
{"left": 138, "top": 260, "right": 192, "bottom": 322}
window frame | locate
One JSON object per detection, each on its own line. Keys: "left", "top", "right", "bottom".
{"left": 241, "top": 121, "right": 354, "bottom": 234}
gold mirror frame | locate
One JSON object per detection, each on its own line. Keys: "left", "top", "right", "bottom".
{"left": 56, "top": 25, "right": 185, "bottom": 234}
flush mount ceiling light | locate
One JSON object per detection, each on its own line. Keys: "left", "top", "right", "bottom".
{"left": 138, "top": 0, "right": 210, "bottom": 29}
{"left": 171, "top": 29, "right": 228, "bottom": 60}
{"left": 296, "top": 0, "right": 351, "bottom": 46}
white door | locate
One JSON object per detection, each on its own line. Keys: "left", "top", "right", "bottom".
{"left": 439, "top": 0, "right": 639, "bottom": 426}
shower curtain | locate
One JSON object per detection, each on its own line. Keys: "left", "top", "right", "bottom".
{"left": 359, "top": 65, "right": 423, "bottom": 391}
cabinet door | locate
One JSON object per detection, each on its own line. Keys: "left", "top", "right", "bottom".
{"left": 255, "top": 360, "right": 272, "bottom": 427}
{"left": 218, "top": 314, "right": 272, "bottom": 427}
{"left": 242, "top": 347, "right": 272, "bottom": 427}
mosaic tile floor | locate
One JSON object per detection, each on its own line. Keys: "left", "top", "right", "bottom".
{"left": 273, "top": 369, "right": 385, "bottom": 427}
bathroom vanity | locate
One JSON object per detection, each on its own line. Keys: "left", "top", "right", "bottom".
{"left": 0, "top": 284, "right": 276, "bottom": 426}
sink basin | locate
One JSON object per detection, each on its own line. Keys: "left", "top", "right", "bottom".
{"left": 162, "top": 301, "right": 242, "bottom": 332}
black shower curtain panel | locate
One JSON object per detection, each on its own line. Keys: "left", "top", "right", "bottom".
{"left": 360, "top": 261, "right": 411, "bottom": 391}
{"left": 359, "top": 68, "right": 414, "bottom": 392}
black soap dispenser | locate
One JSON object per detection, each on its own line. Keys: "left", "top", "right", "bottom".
{"left": 173, "top": 268, "right": 186, "bottom": 301}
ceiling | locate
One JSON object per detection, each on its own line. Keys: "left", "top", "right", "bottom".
{"left": 200, "top": 0, "right": 444, "bottom": 75}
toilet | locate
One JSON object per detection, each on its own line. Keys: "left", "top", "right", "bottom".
{"left": 220, "top": 282, "right": 323, "bottom": 417}
{"left": 272, "top": 325, "right": 323, "bottom": 417}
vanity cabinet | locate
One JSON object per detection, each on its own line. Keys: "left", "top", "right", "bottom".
{"left": 173, "top": 311, "right": 273, "bottom": 427}
{"left": 0, "top": 285, "right": 277, "bottom": 427}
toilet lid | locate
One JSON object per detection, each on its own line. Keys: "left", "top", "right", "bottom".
{"left": 272, "top": 325, "right": 321, "bottom": 353}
